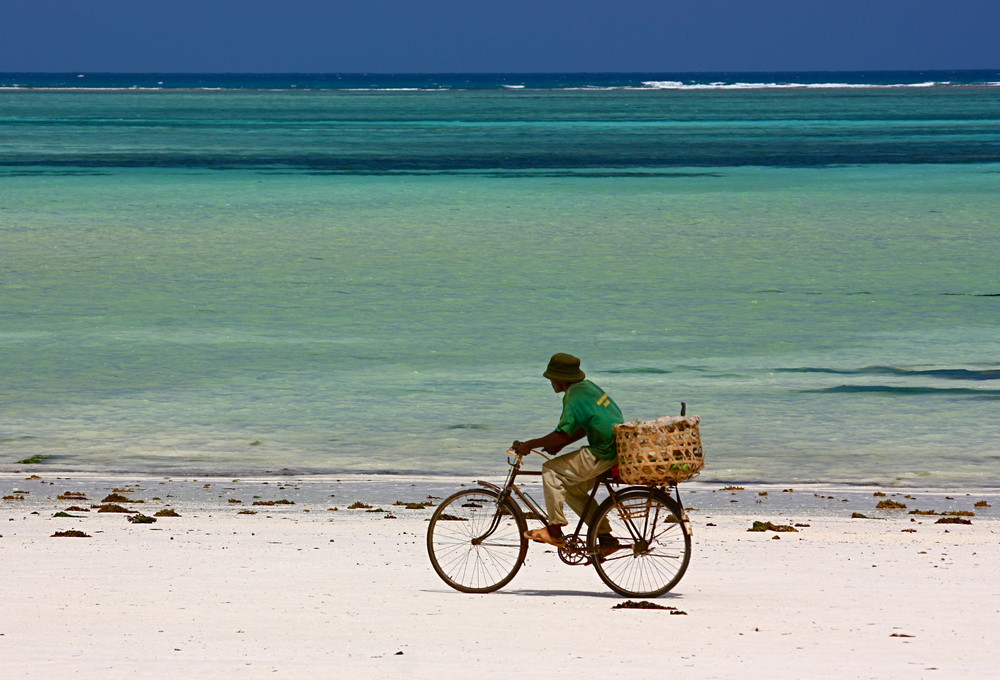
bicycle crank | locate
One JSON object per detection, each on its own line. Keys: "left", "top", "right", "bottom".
{"left": 557, "top": 536, "right": 590, "bottom": 565}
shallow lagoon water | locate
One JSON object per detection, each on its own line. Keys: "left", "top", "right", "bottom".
{"left": 1, "top": 79, "right": 998, "bottom": 485}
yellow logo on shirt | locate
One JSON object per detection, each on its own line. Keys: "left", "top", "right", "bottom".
{"left": 597, "top": 393, "right": 611, "bottom": 407}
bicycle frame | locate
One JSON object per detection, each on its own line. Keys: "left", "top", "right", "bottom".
{"left": 473, "top": 449, "right": 687, "bottom": 554}
{"left": 426, "top": 445, "right": 694, "bottom": 596}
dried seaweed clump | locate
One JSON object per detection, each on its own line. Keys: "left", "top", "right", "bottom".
{"left": 52, "top": 530, "right": 91, "bottom": 538}
{"left": 102, "top": 493, "right": 139, "bottom": 503}
{"left": 127, "top": 514, "right": 157, "bottom": 524}
{"left": 935, "top": 517, "right": 971, "bottom": 525}
{"left": 612, "top": 601, "right": 687, "bottom": 614}
{"left": 747, "top": 521, "right": 798, "bottom": 533}
{"left": 154, "top": 508, "right": 181, "bottom": 517}
{"left": 393, "top": 501, "right": 428, "bottom": 509}
{"left": 876, "top": 500, "right": 907, "bottom": 510}
{"left": 97, "top": 504, "right": 133, "bottom": 513}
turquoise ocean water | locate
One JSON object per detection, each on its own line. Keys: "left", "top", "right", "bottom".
{"left": 1, "top": 72, "right": 998, "bottom": 485}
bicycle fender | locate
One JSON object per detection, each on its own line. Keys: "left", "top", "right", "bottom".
{"left": 474, "top": 480, "right": 504, "bottom": 494}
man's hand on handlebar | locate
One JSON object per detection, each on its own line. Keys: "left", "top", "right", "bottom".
{"left": 512, "top": 429, "right": 578, "bottom": 458}
{"left": 510, "top": 440, "right": 533, "bottom": 457}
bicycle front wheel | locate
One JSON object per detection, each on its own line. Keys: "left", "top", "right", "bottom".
{"left": 588, "top": 487, "right": 691, "bottom": 598}
{"left": 427, "top": 488, "right": 528, "bottom": 593}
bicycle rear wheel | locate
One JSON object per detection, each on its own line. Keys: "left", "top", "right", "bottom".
{"left": 588, "top": 487, "right": 691, "bottom": 598}
{"left": 427, "top": 488, "right": 528, "bottom": 593}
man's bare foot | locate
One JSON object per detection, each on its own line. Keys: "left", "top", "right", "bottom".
{"left": 597, "top": 534, "right": 622, "bottom": 556}
{"left": 524, "top": 526, "right": 565, "bottom": 546}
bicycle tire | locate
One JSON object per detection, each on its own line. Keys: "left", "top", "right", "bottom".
{"left": 427, "top": 488, "right": 528, "bottom": 593}
{"left": 588, "top": 487, "right": 691, "bottom": 598}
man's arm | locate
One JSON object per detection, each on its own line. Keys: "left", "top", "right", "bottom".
{"left": 512, "top": 427, "right": 585, "bottom": 456}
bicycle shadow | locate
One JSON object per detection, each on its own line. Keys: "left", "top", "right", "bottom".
{"left": 503, "top": 588, "right": 687, "bottom": 601}
{"left": 419, "top": 587, "right": 686, "bottom": 601}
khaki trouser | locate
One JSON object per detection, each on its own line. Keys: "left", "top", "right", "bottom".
{"left": 542, "top": 446, "right": 617, "bottom": 534}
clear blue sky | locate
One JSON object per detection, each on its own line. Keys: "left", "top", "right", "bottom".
{"left": 3, "top": 0, "right": 999, "bottom": 73}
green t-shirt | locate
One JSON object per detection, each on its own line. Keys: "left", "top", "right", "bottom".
{"left": 555, "top": 380, "right": 624, "bottom": 461}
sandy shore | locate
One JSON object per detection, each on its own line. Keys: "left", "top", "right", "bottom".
{"left": 2, "top": 472, "right": 998, "bottom": 679}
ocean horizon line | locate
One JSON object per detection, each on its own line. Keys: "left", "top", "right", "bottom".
{"left": 4, "top": 68, "right": 1000, "bottom": 74}
{"left": 3, "top": 69, "right": 999, "bottom": 92}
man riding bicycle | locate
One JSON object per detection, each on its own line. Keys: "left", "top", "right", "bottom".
{"left": 512, "top": 353, "right": 623, "bottom": 552}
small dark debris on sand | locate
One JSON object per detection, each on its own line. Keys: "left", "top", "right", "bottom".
{"left": 52, "top": 530, "right": 91, "bottom": 538}
{"left": 154, "top": 508, "right": 181, "bottom": 517}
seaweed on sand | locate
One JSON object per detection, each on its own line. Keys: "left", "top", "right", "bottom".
{"left": 612, "top": 601, "right": 687, "bottom": 614}
{"left": 96, "top": 504, "right": 134, "bottom": 513}
{"left": 747, "top": 521, "right": 798, "bottom": 533}
{"left": 127, "top": 514, "right": 157, "bottom": 524}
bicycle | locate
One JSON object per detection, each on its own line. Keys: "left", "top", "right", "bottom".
{"left": 426, "top": 445, "right": 693, "bottom": 598}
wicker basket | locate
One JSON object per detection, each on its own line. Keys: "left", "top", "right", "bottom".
{"left": 614, "top": 415, "right": 704, "bottom": 485}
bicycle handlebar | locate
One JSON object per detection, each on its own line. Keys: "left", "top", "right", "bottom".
{"left": 506, "top": 446, "right": 551, "bottom": 465}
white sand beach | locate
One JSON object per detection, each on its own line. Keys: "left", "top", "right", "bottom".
{"left": 2, "top": 473, "right": 998, "bottom": 679}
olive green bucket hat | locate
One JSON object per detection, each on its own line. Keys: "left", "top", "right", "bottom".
{"left": 543, "top": 353, "right": 586, "bottom": 382}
